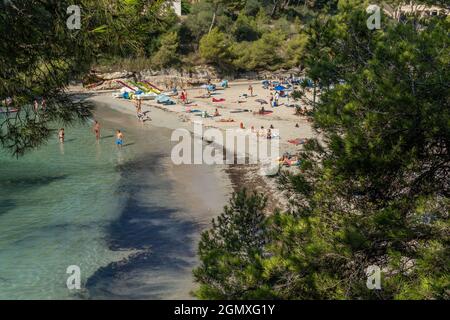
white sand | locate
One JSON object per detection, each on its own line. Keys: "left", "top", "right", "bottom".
{"left": 81, "top": 80, "right": 316, "bottom": 157}
{"left": 72, "top": 80, "right": 316, "bottom": 213}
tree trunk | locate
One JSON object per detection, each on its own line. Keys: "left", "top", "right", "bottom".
{"left": 271, "top": 0, "right": 281, "bottom": 18}
{"left": 208, "top": 4, "right": 219, "bottom": 34}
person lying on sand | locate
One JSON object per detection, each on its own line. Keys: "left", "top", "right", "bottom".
{"left": 288, "top": 138, "right": 309, "bottom": 146}
{"left": 194, "top": 90, "right": 211, "bottom": 99}
{"left": 217, "top": 118, "right": 235, "bottom": 123}
{"left": 137, "top": 112, "right": 151, "bottom": 122}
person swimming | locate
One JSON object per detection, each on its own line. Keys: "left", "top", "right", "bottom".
{"left": 116, "top": 130, "right": 124, "bottom": 147}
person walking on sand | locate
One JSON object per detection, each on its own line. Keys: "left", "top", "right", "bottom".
{"left": 116, "top": 130, "right": 124, "bottom": 148}
{"left": 93, "top": 120, "right": 101, "bottom": 140}
{"left": 248, "top": 84, "right": 253, "bottom": 97}
{"left": 58, "top": 128, "right": 65, "bottom": 143}
{"left": 274, "top": 92, "right": 279, "bottom": 106}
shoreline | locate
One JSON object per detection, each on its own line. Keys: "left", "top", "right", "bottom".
{"left": 82, "top": 104, "right": 233, "bottom": 299}
{"left": 71, "top": 81, "right": 312, "bottom": 212}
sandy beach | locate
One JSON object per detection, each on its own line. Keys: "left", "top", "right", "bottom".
{"left": 85, "top": 81, "right": 316, "bottom": 153}
{"left": 75, "top": 80, "right": 317, "bottom": 212}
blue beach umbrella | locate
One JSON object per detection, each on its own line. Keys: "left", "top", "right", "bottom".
{"left": 274, "top": 85, "right": 286, "bottom": 91}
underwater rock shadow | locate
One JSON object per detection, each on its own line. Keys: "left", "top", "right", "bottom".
{"left": 85, "top": 200, "right": 201, "bottom": 299}
{"left": 86, "top": 154, "right": 203, "bottom": 299}
{"left": 0, "top": 175, "right": 69, "bottom": 190}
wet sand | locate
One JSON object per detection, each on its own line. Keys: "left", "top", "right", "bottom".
{"left": 83, "top": 91, "right": 290, "bottom": 213}
{"left": 84, "top": 105, "right": 233, "bottom": 299}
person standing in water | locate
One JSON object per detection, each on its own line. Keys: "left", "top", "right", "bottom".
{"left": 93, "top": 120, "right": 101, "bottom": 140}
{"left": 41, "top": 98, "right": 46, "bottom": 111}
{"left": 116, "top": 130, "right": 124, "bottom": 148}
{"left": 58, "top": 128, "right": 65, "bottom": 143}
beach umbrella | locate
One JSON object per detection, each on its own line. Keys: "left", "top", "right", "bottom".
{"left": 255, "top": 99, "right": 268, "bottom": 105}
{"left": 274, "top": 85, "right": 286, "bottom": 91}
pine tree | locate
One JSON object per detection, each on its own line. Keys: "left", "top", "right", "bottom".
{"left": 193, "top": 190, "right": 273, "bottom": 299}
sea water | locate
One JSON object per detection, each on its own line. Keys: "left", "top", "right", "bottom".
{"left": 0, "top": 105, "right": 230, "bottom": 299}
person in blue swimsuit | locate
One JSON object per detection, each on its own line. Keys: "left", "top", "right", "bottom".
{"left": 116, "top": 130, "right": 124, "bottom": 148}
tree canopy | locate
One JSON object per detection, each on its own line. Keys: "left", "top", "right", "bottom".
{"left": 194, "top": 2, "right": 449, "bottom": 300}
{"left": 0, "top": 0, "right": 165, "bottom": 156}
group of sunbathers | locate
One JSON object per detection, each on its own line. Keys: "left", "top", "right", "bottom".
{"left": 280, "top": 153, "right": 301, "bottom": 167}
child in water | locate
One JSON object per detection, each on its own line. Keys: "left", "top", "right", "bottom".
{"left": 116, "top": 130, "right": 124, "bottom": 148}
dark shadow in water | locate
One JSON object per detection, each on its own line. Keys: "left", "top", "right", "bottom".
{"left": 100, "top": 135, "right": 114, "bottom": 140}
{"left": 0, "top": 175, "right": 68, "bottom": 190}
{"left": 122, "top": 143, "right": 135, "bottom": 147}
{"left": 0, "top": 199, "right": 16, "bottom": 217}
{"left": 86, "top": 154, "right": 201, "bottom": 299}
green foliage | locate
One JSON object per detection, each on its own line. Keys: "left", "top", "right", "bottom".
{"left": 152, "top": 31, "right": 180, "bottom": 69}
{"left": 199, "top": 28, "right": 235, "bottom": 70}
{"left": 286, "top": 33, "right": 309, "bottom": 68}
{"left": 232, "top": 13, "right": 260, "bottom": 42}
{"left": 233, "top": 30, "right": 287, "bottom": 71}
{"left": 193, "top": 189, "right": 270, "bottom": 299}
{"left": 195, "top": 3, "right": 450, "bottom": 300}
{"left": 0, "top": 0, "right": 165, "bottom": 156}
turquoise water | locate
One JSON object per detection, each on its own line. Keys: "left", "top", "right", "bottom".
{"left": 0, "top": 110, "right": 136, "bottom": 299}
{"left": 0, "top": 105, "right": 229, "bottom": 299}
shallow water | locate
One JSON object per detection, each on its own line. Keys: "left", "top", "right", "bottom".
{"left": 0, "top": 105, "right": 230, "bottom": 299}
